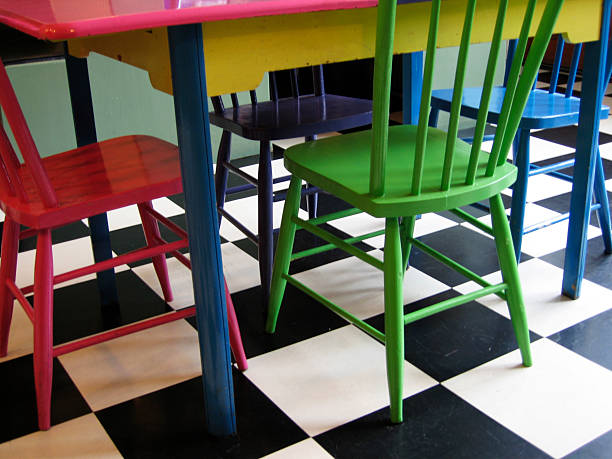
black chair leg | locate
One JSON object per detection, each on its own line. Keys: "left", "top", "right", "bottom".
{"left": 215, "top": 130, "right": 232, "bottom": 225}
{"left": 258, "top": 140, "right": 274, "bottom": 307}
{"left": 307, "top": 187, "right": 318, "bottom": 219}
{"left": 305, "top": 135, "right": 319, "bottom": 219}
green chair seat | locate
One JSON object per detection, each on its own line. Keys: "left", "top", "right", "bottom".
{"left": 285, "top": 125, "right": 517, "bottom": 217}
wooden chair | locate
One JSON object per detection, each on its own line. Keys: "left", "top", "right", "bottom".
{"left": 0, "top": 59, "right": 247, "bottom": 431}
{"left": 266, "top": 0, "right": 564, "bottom": 422}
{"left": 210, "top": 66, "right": 373, "bottom": 305}
{"left": 430, "top": 35, "right": 612, "bottom": 261}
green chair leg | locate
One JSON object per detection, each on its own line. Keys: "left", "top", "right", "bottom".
{"left": 266, "top": 176, "right": 303, "bottom": 333}
{"left": 384, "top": 217, "right": 405, "bottom": 423}
{"left": 400, "top": 215, "right": 417, "bottom": 273}
{"left": 489, "top": 194, "right": 532, "bottom": 367}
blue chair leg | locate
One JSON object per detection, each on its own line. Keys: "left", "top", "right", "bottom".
{"left": 509, "top": 128, "right": 531, "bottom": 262}
{"left": 593, "top": 147, "right": 612, "bottom": 253}
{"left": 258, "top": 140, "right": 274, "bottom": 306}
{"left": 214, "top": 130, "right": 232, "bottom": 225}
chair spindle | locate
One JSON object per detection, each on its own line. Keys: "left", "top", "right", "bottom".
{"left": 441, "top": 0, "right": 477, "bottom": 191}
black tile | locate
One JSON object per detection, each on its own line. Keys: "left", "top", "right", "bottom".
{"left": 300, "top": 191, "right": 353, "bottom": 216}
{"left": 564, "top": 428, "right": 612, "bottom": 459}
{"left": 532, "top": 154, "right": 612, "bottom": 180}
{"left": 221, "top": 284, "right": 348, "bottom": 359}
{"left": 232, "top": 222, "right": 375, "bottom": 276}
{"left": 0, "top": 355, "right": 91, "bottom": 443}
{"left": 407, "top": 225, "right": 520, "bottom": 287}
{"left": 315, "top": 385, "right": 550, "bottom": 459}
{"left": 365, "top": 290, "right": 541, "bottom": 381}
{"left": 96, "top": 370, "right": 308, "bottom": 458}
{"left": 437, "top": 195, "right": 512, "bottom": 223}
{"left": 46, "top": 270, "right": 172, "bottom": 345}
{"left": 549, "top": 308, "right": 612, "bottom": 371}
{"left": 541, "top": 236, "right": 612, "bottom": 290}
{"left": 535, "top": 191, "right": 611, "bottom": 229}
{"left": 109, "top": 215, "right": 188, "bottom": 268}
{"left": 16, "top": 221, "right": 91, "bottom": 253}
{"left": 532, "top": 126, "right": 612, "bottom": 149}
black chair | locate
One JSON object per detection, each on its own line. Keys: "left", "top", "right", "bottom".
{"left": 210, "top": 65, "right": 373, "bottom": 305}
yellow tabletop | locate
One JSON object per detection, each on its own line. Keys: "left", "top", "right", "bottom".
{"left": 68, "top": 0, "right": 601, "bottom": 97}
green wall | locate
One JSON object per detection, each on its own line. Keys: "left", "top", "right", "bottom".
{"left": 5, "top": 53, "right": 268, "bottom": 159}
{"left": 4, "top": 44, "right": 504, "bottom": 158}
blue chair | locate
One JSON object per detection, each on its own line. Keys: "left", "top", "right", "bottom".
{"left": 430, "top": 36, "right": 612, "bottom": 261}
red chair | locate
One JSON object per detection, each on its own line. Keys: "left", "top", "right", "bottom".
{"left": 0, "top": 58, "right": 247, "bottom": 431}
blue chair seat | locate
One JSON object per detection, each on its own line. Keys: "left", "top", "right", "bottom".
{"left": 431, "top": 87, "right": 609, "bottom": 131}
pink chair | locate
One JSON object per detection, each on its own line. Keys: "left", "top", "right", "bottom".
{"left": 0, "top": 58, "right": 247, "bottom": 431}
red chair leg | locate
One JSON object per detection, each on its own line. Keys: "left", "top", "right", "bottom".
{"left": 33, "top": 229, "right": 54, "bottom": 431}
{"left": 0, "top": 218, "right": 20, "bottom": 357}
{"left": 224, "top": 280, "right": 247, "bottom": 371}
{"left": 138, "top": 201, "right": 173, "bottom": 302}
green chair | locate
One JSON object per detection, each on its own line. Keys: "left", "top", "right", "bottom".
{"left": 266, "top": 0, "right": 564, "bottom": 423}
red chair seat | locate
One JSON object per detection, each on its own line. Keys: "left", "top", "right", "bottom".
{"left": 1, "top": 135, "right": 182, "bottom": 229}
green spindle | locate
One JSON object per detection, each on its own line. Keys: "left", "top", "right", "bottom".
{"left": 465, "top": 0, "right": 509, "bottom": 185}
{"left": 497, "top": 0, "right": 565, "bottom": 164}
{"left": 486, "top": 0, "right": 537, "bottom": 175}
{"left": 369, "top": 0, "right": 398, "bottom": 197}
{"left": 441, "top": 0, "right": 477, "bottom": 191}
{"left": 411, "top": 0, "right": 441, "bottom": 195}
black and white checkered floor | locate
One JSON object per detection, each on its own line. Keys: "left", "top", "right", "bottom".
{"left": 2, "top": 99, "right": 612, "bottom": 457}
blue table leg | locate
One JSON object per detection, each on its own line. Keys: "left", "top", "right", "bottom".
{"left": 64, "top": 49, "right": 119, "bottom": 307}
{"left": 402, "top": 52, "right": 423, "bottom": 125}
{"left": 167, "top": 24, "right": 236, "bottom": 436}
{"left": 562, "top": 0, "right": 612, "bottom": 299}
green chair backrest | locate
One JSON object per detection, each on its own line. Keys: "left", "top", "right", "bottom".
{"left": 369, "top": 0, "right": 565, "bottom": 198}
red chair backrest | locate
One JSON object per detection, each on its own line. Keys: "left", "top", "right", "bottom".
{"left": 0, "top": 59, "right": 57, "bottom": 208}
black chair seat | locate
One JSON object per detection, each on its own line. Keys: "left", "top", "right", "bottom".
{"left": 209, "top": 94, "right": 372, "bottom": 141}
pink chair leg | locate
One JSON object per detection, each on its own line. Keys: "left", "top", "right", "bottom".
{"left": 224, "top": 280, "right": 247, "bottom": 371}
{"left": 33, "top": 229, "right": 54, "bottom": 431}
{"left": 0, "top": 218, "right": 20, "bottom": 357}
{"left": 138, "top": 201, "right": 173, "bottom": 302}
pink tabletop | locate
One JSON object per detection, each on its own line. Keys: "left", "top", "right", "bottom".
{"left": 0, "top": 0, "right": 381, "bottom": 40}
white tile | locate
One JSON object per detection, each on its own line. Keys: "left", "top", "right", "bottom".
{"left": 444, "top": 339, "right": 612, "bottom": 458}
{"left": 132, "top": 243, "right": 260, "bottom": 307}
{"left": 502, "top": 174, "right": 573, "bottom": 203}
{"left": 239, "top": 158, "right": 292, "bottom": 192}
{"left": 599, "top": 116, "right": 612, "bottom": 136}
{"left": 272, "top": 132, "right": 340, "bottom": 151}
{"left": 293, "top": 250, "right": 448, "bottom": 320}
{"left": 221, "top": 242, "right": 262, "bottom": 293}
{"left": 523, "top": 136, "right": 574, "bottom": 163}
{"left": 261, "top": 439, "right": 333, "bottom": 459}
{"left": 81, "top": 197, "right": 184, "bottom": 231}
{"left": 219, "top": 195, "right": 308, "bottom": 242}
{"left": 15, "top": 237, "right": 128, "bottom": 291}
{"left": 455, "top": 258, "right": 612, "bottom": 337}
{"left": 463, "top": 202, "right": 601, "bottom": 259}
{"left": 0, "top": 305, "right": 32, "bottom": 363}
{"left": 59, "top": 320, "right": 202, "bottom": 411}
{"left": 519, "top": 218, "right": 600, "bottom": 258}
{"left": 246, "top": 326, "right": 437, "bottom": 437}
{"left": 460, "top": 203, "right": 561, "bottom": 241}
{"left": 0, "top": 414, "right": 121, "bottom": 458}
{"left": 600, "top": 141, "right": 612, "bottom": 161}
{"left": 328, "top": 213, "right": 456, "bottom": 248}
{"left": 479, "top": 137, "right": 573, "bottom": 163}
{"left": 132, "top": 257, "right": 194, "bottom": 309}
